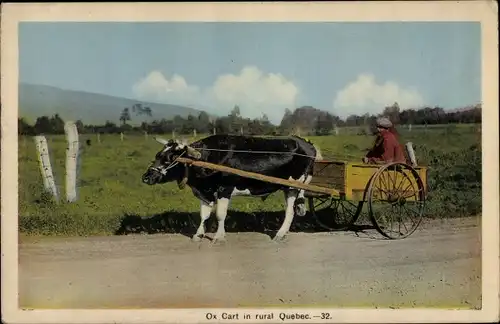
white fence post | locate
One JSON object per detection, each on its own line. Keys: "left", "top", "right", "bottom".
{"left": 120, "top": 132, "right": 124, "bottom": 141}
{"left": 65, "top": 121, "right": 80, "bottom": 202}
{"left": 34, "top": 136, "right": 59, "bottom": 202}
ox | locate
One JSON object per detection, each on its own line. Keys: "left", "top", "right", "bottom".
{"left": 141, "top": 134, "right": 323, "bottom": 243}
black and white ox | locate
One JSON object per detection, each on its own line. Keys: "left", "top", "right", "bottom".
{"left": 141, "top": 134, "right": 323, "bottom": 243}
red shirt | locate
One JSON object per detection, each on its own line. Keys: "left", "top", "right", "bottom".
{"left": 365, "top": 130, "right": 406, "bottom": 164}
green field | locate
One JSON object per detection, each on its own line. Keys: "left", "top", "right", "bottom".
{"left": 18, "top": 124, "right": 482, "bottom": 236}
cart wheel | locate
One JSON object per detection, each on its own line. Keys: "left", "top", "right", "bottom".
{"left": 308, "top": 195, "right": 363, "bottom": 231}
{"left": 366, "top": 162, "right": 425, "bottom": 239}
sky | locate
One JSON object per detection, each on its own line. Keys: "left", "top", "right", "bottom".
{"left": 19, "top": 22, "right": 481, "bottom": 124}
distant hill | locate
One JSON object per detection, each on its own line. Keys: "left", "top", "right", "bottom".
{"left": 18, "top": 83, "right": 209, "bottom": 125}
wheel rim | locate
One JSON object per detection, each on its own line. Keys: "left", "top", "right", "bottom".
{"left": 367, "top": 163, "right": 425, "bottom": 239}
{"left": 308, "top": 196, "right": 363, "bottom": 231}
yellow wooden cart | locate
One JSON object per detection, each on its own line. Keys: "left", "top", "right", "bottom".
{"left": 176, "top": 157, "right": 428, "bottom": 240}
{"left": 305, "top": 160, "right": 428, "bottom": 239}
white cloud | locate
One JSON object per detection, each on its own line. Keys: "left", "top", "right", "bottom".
{"left": 206, "top": 66, "right": 299, "bottom": 123}
{"left": 332, "top": 74, "right": 425, "bottom": 118}
{"left": 132, "top": 71, "right": 200, "bottom": 106}
{"left": 132, "top": 66, "right": 299, "bottom": 124}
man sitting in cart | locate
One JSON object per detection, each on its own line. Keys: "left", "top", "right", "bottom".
{"left": 362, "top": 117, "right": 406, "bottom": 164}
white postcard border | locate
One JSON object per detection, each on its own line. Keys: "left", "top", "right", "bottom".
{"left": 1, "top": 2, "right": 498, "bottom": 323}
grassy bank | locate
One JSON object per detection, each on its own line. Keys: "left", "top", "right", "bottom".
{"left": 18, "top": 125, "right": 481, "bottom": 236}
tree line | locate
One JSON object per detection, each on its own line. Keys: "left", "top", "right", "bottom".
{"left": 18, "top": 102, "right": 481, "bottom": 136}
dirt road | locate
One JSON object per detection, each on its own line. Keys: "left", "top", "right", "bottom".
{"left": 19, "top": 217, "right": 481, "bottom": 309}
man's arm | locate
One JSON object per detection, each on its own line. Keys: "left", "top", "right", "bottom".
{"left": 380, "top": 136, "right": 397, "bottom": 163}
{"left": 365, "top": 135, "right": 383, "bottom": 158}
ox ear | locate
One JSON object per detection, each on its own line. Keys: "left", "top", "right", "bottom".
{"left": 185, "top": 146, "right": 202, "bottom": 159}
{"left": 154, "top": 137, "right": 169, "bottom": 145}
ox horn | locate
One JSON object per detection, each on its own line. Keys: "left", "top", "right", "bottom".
{"left": 154, "top": 137, "right": 169, "bottom": 145}
{"left": 185, "top": 146, "right": 202, "bottom": 159}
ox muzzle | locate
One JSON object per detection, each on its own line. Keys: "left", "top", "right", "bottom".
{"left": 142, "top": 160, "right": 171, "bottom": 185}
{"left": 142, "top": 167, "right": 163, "bottom": 185}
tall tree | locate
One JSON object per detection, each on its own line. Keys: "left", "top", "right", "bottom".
{"left": 119, "top": 108, "right": 131, "bottom": 125}
{"left": 230, "top": 105, "right": 241, "bottom": 118}
{"left": 132, "top": 103, "right": 153, "bottom": 117}
{"left": 382, "top": 102, "right": 401, "bottom": 124}
{"left": 18, "top": 118, "right": 34, "bottom": 135}
{"left": 49, "top": 114, "right": 65, "bottom": 134}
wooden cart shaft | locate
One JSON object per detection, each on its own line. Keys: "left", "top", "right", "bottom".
{"left": 175, "top": 157, "right": 340, "bottom": 196}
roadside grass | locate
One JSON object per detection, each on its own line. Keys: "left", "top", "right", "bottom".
{"left": 18, "top": 125, "right": 481, "bottom": 236}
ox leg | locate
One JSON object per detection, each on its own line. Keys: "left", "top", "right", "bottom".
{"left": 193, "top": 200, "right": 213, "bottom": 242}
{"left": 294, "top": 189, "right": 307, "bottom": 217}
{"left": 294, "top": 175, "right": 312, "bottom": 217}
{"left": 274, "top": 189, "right": 299, "bottom": 241}
{"left": 212, "top": 197, "right": 230, "bottom": 244}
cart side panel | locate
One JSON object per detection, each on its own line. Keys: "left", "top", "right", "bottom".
{"left": 415, "top": 166, "right": 428, "bottom": 196}
{"left": 360, "top": 166, "right": 427, "bottom": 201}
{"left": 345, "top": 163, "right": 380, "bottom": 201}
{"left": 307, "top": 161, "right": 347, "bottom": 197}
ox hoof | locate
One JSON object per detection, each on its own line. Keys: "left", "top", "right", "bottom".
{"left": 272, "top": 234, "right": 288, "bottom": 242}
{"left": 211, "top": 236, "right": 227, "bottom": 245}
{"left": 192, "top": 234, "right": 204, "bottom": 242}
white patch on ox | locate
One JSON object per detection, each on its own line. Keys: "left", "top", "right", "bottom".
{"left": 193, "top": 200, "right": 214, "bottom": 242}
{"left": 273, "top": 173, "right": 312, "bottom": 240}
{"left": 230, "top": 187, "right": 273, "bottom": 198}
{"left": 230, "top": 188, "right": 252, "bottom": 196}
{"left": 160, "top": 145, "right": 173, "bottom": 156}
{"left": 158, "top": 138, "right": 187, "bottom": 154}
{"left": 175, "top": 139, "right": 187, "bottom": 150}
{"left": 213, "top": 197, "right": 230, "bottom": 243}
{"left": 275, "top": 189, "right": 299, "bottom": 241}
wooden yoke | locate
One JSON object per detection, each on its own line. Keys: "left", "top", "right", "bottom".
{"left": 175, "top": 157, "right": 339, "bottom": 197}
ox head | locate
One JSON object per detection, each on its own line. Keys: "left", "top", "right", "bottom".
{"left": 141, "top": 137, "right": 202, "bottom": 185}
